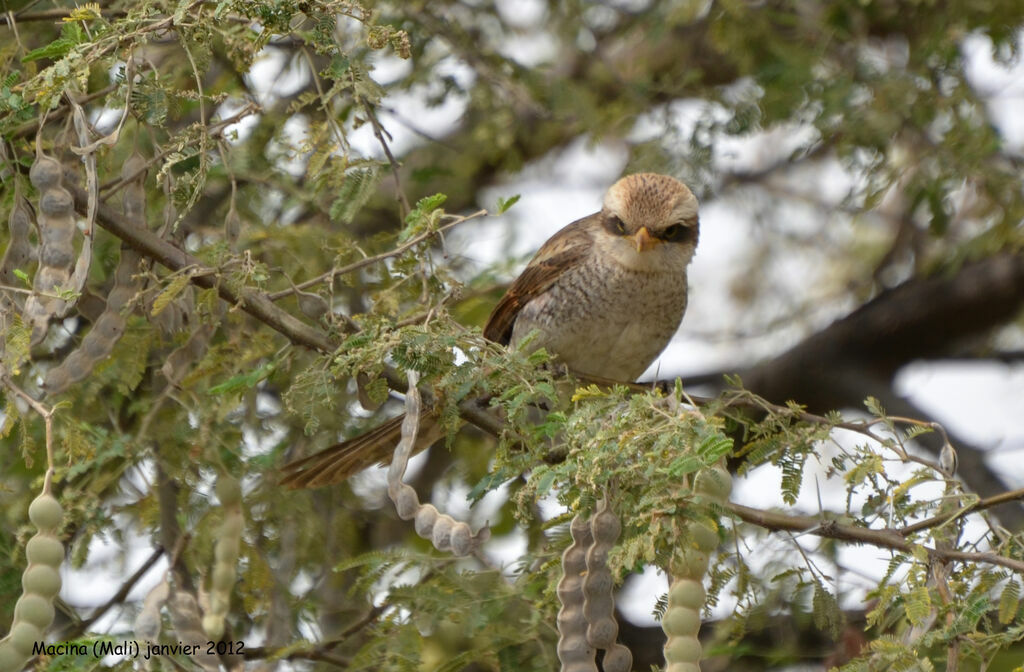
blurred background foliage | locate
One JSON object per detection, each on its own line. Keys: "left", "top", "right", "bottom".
{"left": 2, "top": 0, "right": 1024, "bottom": 670}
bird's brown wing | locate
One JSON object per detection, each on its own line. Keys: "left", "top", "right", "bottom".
{"left": 483, "top": 213, "right": 598, "bottom": 344}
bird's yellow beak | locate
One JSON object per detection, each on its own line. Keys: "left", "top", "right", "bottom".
{"left": 632, "top": 226, "right": 658, "bottom": 252}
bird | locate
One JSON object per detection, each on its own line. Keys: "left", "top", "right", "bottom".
{"left": 280, "top": 173, "right": 700, "bottom": 488}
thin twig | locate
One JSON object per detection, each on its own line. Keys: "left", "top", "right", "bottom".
{"left": 266, "top": 210, "right": 487, "bottom": 300}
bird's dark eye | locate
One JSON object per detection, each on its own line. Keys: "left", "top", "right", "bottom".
{"left": 606, "top": 215, "right": 627, "bottom": 235}
{"left": 662, "top": 223, "right": 687, "bottom": 241}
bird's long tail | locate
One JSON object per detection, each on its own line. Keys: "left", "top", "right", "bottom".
{"left": 279, "top": 412, "right": 440, "bottom": 488}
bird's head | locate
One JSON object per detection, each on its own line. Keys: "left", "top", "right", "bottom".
{"left": 597, "top": 173, "right": 700, "bottom": 271}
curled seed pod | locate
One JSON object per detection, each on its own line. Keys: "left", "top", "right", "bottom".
{"left": 384, "top": 376, "right": 488, "bottom": 556}
{"left": 431, "top": 515, "right": 453, "bottom": 551}
{"left": 449, "top": 522, "right": 472, "bottom": 557}
{"left": 556, "top": 514, "right": 596, "bottom": 671}
{"left": 394, "top": 484, "right": 419, "bottom": 520}
{"left": 28, "top": 494, "right": 63, "bottom": 533}
{"left": 414, "top": 505, "right": 438, "bottom": 537}
{"left": 694, "top": 466, "right": 733, "bottom": 500}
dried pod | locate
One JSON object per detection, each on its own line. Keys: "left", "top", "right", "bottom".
{"left": 204, "top": 476, "right": 243, "bottom": 640}
{"left": 556, "top": 513, "right": 596, "bottom": 672}
{"left": 134, "top": 577, "right": 170, "bottom": 641}
{"left": 431, "top": 514, "right": 454, "bottom": 551}
{"left": 28, "top": 154, "right": 63, "bottom": 189}
{"left": 167, "top": 590, "right": 222, "bottom": 671}
{"left": 602, "top": 644, "right": 633, "bottom": 672}
{"left": 1, "top": 191, "right": 37, "bottom": 314}
{"left": 42, "top": 244, "right": 137, "bottom": 396}
{"left": 384, "top": 373, "right": 488, "bottom": 555}
{"left": 25, "top": 150, "right": 78, "bottom": 343}
{"left": 449, "top": 522, "right": 473, "bottom": 557}
{"left": 394, "top": 484, "right": 419, "bottom": 520}
{"left": 414, "top": 504, "right": 439, "bottom": 537}
{"left": 582, "top": 499, "right": 623, "bottom": 651}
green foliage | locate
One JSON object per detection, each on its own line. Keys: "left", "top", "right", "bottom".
{"left": 1, "top": 0, "right": 1023, "bottom": 670}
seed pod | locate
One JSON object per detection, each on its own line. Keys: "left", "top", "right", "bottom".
{"left": 28, "top": 494, "right": 63, "bottom": 532}
{"left": 0, "top": 641, "right": 25, "bottom": 669}
{"left": 22, "top": 564, "right": 61, "bottom": 599}
{"left": 8, "top": 621, "right": 41, "bottom": 656}
{"left": 414, "top": 505, "right": 438, "bottom": 537}
{"left": 215, "top": 475, "right": 241, "bottom": 506}
{"left": 26, "top": 534, "right": 64, "bottom": 568}
{"left": 167, "top": 590, "right": 221, "bottom": 671}
{"left": 662, "top": 606, "right": 700, "bottom": 637}
{"left": 602, "top": 644, "right": 633, "bottom": 672}
{"left": 204, "top": 475, "right": 243, "bottom": 640}
{"left": 14, "top": 594, "right": 55, "bottom": 629}
{"left": 431, "top": 515, "right": 453, "bottom": 551}
{"left": 25, "top": 149, "right": 78, "bottom": 344}
{"left": 678, "top": 546, "right": 710, "bottom": 579}
{"left": 668, "top": 578, "right": 706, "bottom": 610}
{"left": 664, "top": 575, "right": 707, "bottom": 667}
{"left": 666, "top": 664, "right": 701, "bottom": 672}
{"left": 694, "top": 466, "right": 732, "bottom": 500}
{"left": 6, "top": 491, "right": 65, "bottom": 669}
{"left": 582, "top": 499, "right": 623, "bottom": 653}
{"left": 556, "top": 514, "right": 596, "bottom": 672}
{"left": 395, "top": 484, "right": 419, "bottom": 519}
{"left": 687, "top": 520, "right": 719, "bottom": 553}
{"left": 384, "top": 375, "right": 489, "bottom": 556}
{"left": 1, "top": 190, "right": 37, "bottom": 314}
